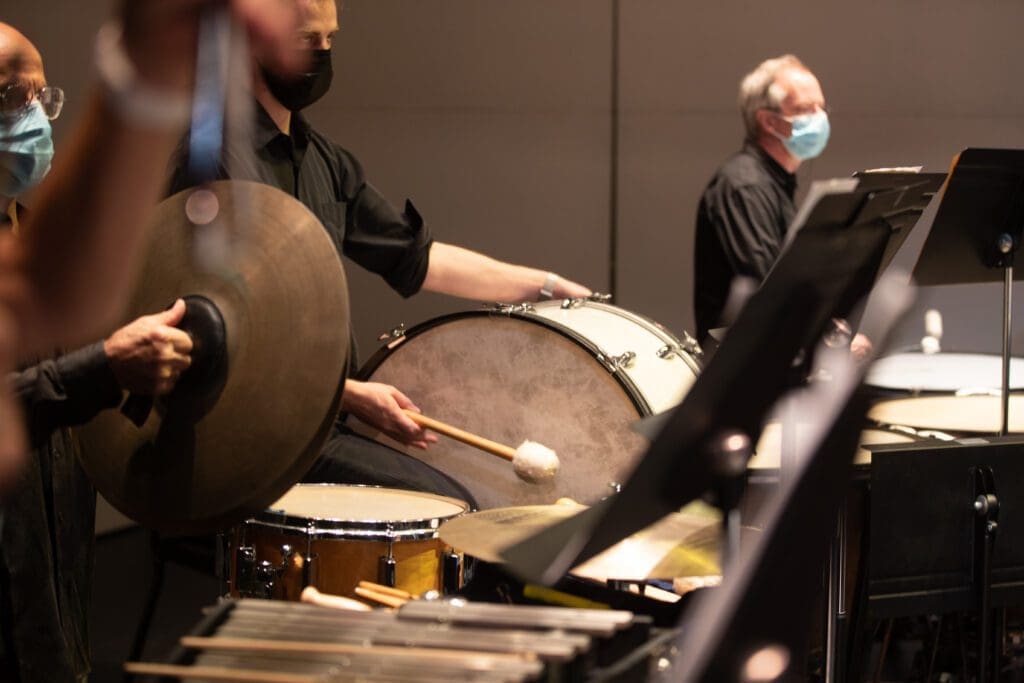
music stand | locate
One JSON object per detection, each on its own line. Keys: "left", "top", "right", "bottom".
{"left": 501, "top": 179, "right": 920, "bottom": 587}
{"left": 867, "top": 437, "right": 1024, "bottom": 683}
{"left": 913, "top": 149, "right": 1024, "bottom": 435}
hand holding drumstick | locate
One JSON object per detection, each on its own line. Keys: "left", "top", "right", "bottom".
{"left": 403, "top": 410, "right": 560, "bottom": 483}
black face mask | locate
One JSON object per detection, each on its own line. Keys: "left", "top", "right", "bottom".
{"left": 261, "top": 49, "right": 333, "bottom": 112}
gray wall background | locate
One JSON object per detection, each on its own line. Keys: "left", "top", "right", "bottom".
{"left": 5, "top": 2, "right": 1024, "bottom": 527}
{"left": 8, "top": 0, "right": 1024, "bottom": 355}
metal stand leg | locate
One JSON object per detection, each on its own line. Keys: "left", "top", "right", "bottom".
{"left": 825, "top": 504, "right": 848, "bottom": 683}
{"left": 973, "top": 466, "right": 1000, "bottom": 683}
{"left": 1001, "top": 264, "right": 1013, "bottom": 436}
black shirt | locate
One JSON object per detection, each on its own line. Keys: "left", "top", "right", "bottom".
{"left": 693, "top": 141, "right": 797, "bottom": 342}
{"left": 0, "top": 203, "right": 123, "bottom": 682}
{"left": 168, "top": 104, "right": 433, "bottom": 299}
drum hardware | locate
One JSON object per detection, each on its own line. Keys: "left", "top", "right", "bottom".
{"left": 377, "top": 322, "right": 406, "bottom": 343}
{"left": 487, "top": 302, "right": 535, "bottom": 315}
{"left": 378, "top": 540, "right": 398, "bottom": 586}
{"left": 443, "top": 551, "right": 463, "bottom": 593}
{"left": 404, "top": 409, "right": 560, "bottom": 483}
{"left": 234, "top": 542, "right": 317, "bottom": 599}
{"left": 561, "top": 292, "right": 614, "bottom": 309}
{"left": 599, "top": 350, "right": 637, "bottom": 371}
{"left": 657, "top": 334, "right": 704, "bottom": 363}
{"left": 77, "top": 181, "right": 350, "bottom": 534}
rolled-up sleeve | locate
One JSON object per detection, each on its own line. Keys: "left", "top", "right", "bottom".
{"left": 344, "top": 187, "right": 434, "bottom": 298}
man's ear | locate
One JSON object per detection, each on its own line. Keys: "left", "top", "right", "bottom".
{"left": 756, "top": 109, "right": 787, "bottom": 139}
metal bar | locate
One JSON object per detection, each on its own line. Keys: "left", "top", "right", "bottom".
{"left": 1001, "top": 265, "right": 1013, "bottom": 436}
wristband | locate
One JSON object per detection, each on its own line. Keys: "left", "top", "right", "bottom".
{"left": 94, "top": 22, "right": 192, "bottom": 130}
{"left": 539, "top": 272, "right": 559, "bottom": 300}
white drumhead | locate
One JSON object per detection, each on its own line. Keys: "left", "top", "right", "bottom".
{"left": 750, "top": 423, "right": 914, "bottom": 470}
{"left": 530, "top": 301, "right": 701, "bottom": 413}
{"left": 267, "top": 484, "right": 467, "bottom": 522}
{"left": 868, "top": 395, "right": 1024, "bottom": 434}
{"left": 866, "top": 352, "right": 1024, "bottom": 393}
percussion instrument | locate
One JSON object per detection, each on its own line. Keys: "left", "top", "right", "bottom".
{"left": 78, "top": 181, "right": 350, "bottom": 534}
{"left": 355, "top": 300, "right": 702, "bottom": 508}
{"left": 748, "top": 423, "right": 918, "bottom": 471}
{"left": 865, "top": 351, "right": 1024, "bottom": 396}
{"left": 125, "top": 597, "right": 667, "bottom": 682}
{"left": 867, "top": 395, "right": 1024, "bottom": 436}
{"left": 229, "top": 484, "right": 468, "bottom": 601}
{"left": 439, "top": 501, "right": 722, "bottom": 582}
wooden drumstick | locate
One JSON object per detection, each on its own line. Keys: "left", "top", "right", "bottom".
{"left": 403, "top": 409, "right": 560, "bottom": 483}
{"left": 300, "top": 586, "right": 372, "bottom": 612}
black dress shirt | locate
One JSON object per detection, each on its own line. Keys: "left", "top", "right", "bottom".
{"left": 169, "top": 104, "right": 433, "bottom": 299}
{"left": 0, "top": 203, "right": 123, "bottom": 682}
{"left": 693, "top": 141, "right": 797, "bottom": 342}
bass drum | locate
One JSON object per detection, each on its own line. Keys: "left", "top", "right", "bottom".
{"left": 354, "top": 301, "right": 702, "bottom": 509}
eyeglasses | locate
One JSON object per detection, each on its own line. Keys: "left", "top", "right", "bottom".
{"left": 0, "top": 83, "right": 65, "bottom": 122}
{"left": 767, "top": 103, "right": 831, "bottom": 121}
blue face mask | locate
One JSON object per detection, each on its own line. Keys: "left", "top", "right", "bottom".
{"left": 778, "top": 109, "right": 830, "bottom": 161}
{"left": 0, "top": 102, "right": 55, "bottom": 197}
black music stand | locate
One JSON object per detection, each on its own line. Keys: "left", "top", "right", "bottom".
{"left": 913, "top": 149, "right": 1024, "bottom": 435}
{"left": 868, "top": 437, "right": 1024, "bottom": 683}
{"left": 501, "top": 178, "right": 920, "bottom": 587}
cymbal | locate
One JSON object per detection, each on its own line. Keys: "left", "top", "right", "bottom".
{"left": 78, "top": 181, "right": 349, "bottom": 534}
{"left": 440, "top": 501, "right": 727, "bottom": 581}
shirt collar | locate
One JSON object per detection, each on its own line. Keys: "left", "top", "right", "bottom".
{"left": 254, "top": 101, "right": 312, "bottom": 149}
{"left": 744, "top": 140, "right": 797, "bottom": 196}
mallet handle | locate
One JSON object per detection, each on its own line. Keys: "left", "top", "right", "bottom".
{"left": 404, "top": 410, "right": 516, "bottom": 462}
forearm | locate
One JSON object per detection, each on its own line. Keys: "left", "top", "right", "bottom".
{"left": 421, "top": 242, "right": 590, "bottom": 302}
{"left": 12, "top": 342, "right": 122, "bottom": 447}
{"left": 18, "top": 93, "right": 184, "bottom": 355}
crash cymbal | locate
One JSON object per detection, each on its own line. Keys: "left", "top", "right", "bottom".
{"left": 440, "top": 501, "right": 727, "bottom": 581}
{"left": 78, "top": 181, "right": 349, "bottom": 534}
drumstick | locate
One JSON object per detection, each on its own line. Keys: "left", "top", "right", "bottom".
{"left": 404, "top": 410, "right": 560, "bottom": 483}
{"left": 358, "top": 580, "right": 416, "bottom": 601}
{"left": 299, "top": 585, "right": 372, "bottom": 611}
{"left": 354, "top": 585, "right": 408, "bottom": 608}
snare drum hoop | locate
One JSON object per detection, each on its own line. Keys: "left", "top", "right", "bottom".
{"left": 359, "top": 305, "right": 700, "bottom": 416}
{"left": 249, "top": 484, "right": 469, "bottom": 542}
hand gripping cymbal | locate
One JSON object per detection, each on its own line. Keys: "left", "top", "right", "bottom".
{"left": 78, "top": 181, "right": 349, "bottom": 534}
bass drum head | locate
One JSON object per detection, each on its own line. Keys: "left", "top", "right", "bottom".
{"left": 355, "top": 310, "right": 694, "bottom": 509}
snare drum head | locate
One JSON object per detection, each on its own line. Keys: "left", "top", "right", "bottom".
{"left": 257, "top": 484, "right": 467, "bottom": 534}
{"left": 866, "top": 352, "right": 1024, "bottom": 394}
{"left": 868, "top": 395, "right": 1024, "bottom": 434}
{"left": 355, "top": 305, "right": 700, "bottom": 508}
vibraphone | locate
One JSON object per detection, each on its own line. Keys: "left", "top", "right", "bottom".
{"left": 124, "top": 598, "right": 676, "bottom": 682}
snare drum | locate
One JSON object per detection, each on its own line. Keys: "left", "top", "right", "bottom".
{"left": 230, "top": 484, "right": 468, "bottom": 600}
{"left": 355, "top": 300, "right": 703, "bottom": 509}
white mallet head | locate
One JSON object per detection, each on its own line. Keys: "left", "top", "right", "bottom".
{"left": 512, "top": 440, "right": 560, "bottom": 483}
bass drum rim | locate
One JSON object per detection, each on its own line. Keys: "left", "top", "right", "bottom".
{"left": 358, "top": 307, "right": 657, "bottom": 415}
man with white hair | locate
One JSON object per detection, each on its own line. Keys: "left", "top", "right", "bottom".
{"left": 693, "top": 55, "right": 829, "bottom": 343}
